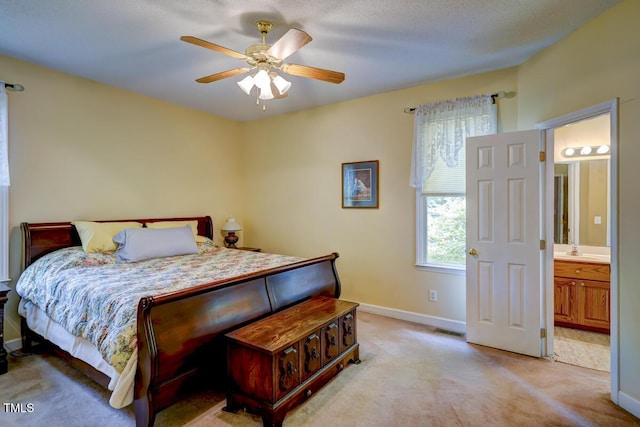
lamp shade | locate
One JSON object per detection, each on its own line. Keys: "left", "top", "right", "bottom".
{"left": 253, "top": 69, "right": 270, "bottom": 90}
{"left": 221, "top": 217, "right": 242, "bottom": 232}
{"left": 237, "top": 75, "right": 254, "bottom": 95}
{"left": 272, "top": 74, "right": 291, "bottom": 95}
{"left": 259, "top": 85, "right": 274, "bottom": 100}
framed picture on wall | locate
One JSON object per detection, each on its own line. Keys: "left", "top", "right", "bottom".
{"left": 342, "top": 160, "right": 379, "bottom": 208}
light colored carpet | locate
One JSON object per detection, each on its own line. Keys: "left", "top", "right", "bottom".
{"left": 553, "top": 326, "right": 610, "bottom": 372}
{"left": 0, "top": 312, "right": 637, "bottom": 427}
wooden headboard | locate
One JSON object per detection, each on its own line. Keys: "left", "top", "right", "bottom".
{"left": 21, "top": 216, "right": 214, "bottom": 270}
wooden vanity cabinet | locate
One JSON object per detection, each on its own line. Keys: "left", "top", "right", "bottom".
{"left": 554, "top": 277, "right": 577, "bottom": 324}
{"left": 554, "top": 260, "right": 610, "bottom": 333}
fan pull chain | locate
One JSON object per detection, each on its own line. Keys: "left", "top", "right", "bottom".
{"left": 255, "top": 92, "right": 267, "bottom": 111}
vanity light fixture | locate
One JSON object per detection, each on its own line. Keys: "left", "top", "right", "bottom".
{"left": 562, "top": 144, "right": 610, "bottom": 158}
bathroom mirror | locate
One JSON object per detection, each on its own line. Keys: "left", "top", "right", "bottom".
{"left": 553, "top": 113, "right": 610, "bottom": 247}
{"left": 554, "top": 159, "right": 609, "bottom": 246}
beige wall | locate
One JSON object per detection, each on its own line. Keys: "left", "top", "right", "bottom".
{"left": 516, "top": 0, "right": 640, "bottom": 411}
{"left": 241, "top": 68, "right": 518, "bottom": 323}
{"left": 1, "top": 55, "right": 243, "bottom": 339}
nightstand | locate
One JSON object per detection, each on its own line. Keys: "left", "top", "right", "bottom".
{"left": 237, "top": 247, "right": 261, "bottom": 252}
{"left": 0, "top": 282, "right": 10, "bottom": 375}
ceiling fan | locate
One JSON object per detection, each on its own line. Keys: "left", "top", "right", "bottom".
{"left": 181, "top": 20, "right": 345, "bottom": 108}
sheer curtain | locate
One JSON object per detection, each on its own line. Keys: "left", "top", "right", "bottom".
{"left": 410, "top": 95, "right": 497, "bottom": 194}
{"left": 0, "top": 82, "right": 9, "bottom": 282}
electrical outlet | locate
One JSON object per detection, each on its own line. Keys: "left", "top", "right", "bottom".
{"left": 429, "top": 289, "right": 437, "bottom": 302}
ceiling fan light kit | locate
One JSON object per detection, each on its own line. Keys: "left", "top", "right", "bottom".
{"left": 181, "top": 20, "right": 345, "bottom": 111}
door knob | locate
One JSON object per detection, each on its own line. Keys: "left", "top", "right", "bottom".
{"left": 468, "top": 248, "right": 478, "bottom": 256}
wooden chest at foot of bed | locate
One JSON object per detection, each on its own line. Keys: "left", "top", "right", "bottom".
{"left": 224, "top": 296, "right": 360, "bottom": 427}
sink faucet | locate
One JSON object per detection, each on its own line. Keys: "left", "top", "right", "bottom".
{"left": 567, "top": 242, "right": 582, "bottom": 256}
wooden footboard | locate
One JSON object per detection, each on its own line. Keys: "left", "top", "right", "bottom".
{"left": 134, "top": 253, "right": 341, "bottom": 427}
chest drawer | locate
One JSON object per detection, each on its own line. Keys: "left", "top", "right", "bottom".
{"left": 554, "top": 260, "right": 610, "bottom": 282}
{"left": 300, "top": 330, "right": 322, "bottom": 382}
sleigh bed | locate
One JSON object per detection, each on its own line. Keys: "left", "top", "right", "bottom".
{"left": 17, "top": 216, "right": 341, "bottom": 427}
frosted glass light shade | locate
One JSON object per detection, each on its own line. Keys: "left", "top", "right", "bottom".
{"left": 259, "top": 85, "right": 274, "bottom": 100}
{"left": 580, "top": 146, "right": 592, "bottom": 155}
{"left": 253, "top": 69, "right": 270, "bottom": 90}
{"left": 237, "top": 75, "right": 254, "bottom": 95}
{"left": 272, "top": 74, "right": 291, "bottom": 95}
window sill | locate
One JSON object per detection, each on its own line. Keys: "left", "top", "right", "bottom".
{"left": 415, "top": 264, "right": 465, "bottom": 276}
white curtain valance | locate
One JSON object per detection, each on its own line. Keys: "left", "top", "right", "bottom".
{"left": 0, "top": 81, "right": 9, "bottom": 187}
{"left": 410, "top": 95, "right": 497, "bottom": 194}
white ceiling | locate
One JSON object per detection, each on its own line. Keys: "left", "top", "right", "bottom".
{"left": 0, "top": 0, "right": 620, "bottom": 122}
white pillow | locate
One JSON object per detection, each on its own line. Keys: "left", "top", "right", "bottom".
{"left": 113, "top": 225, "right": 198, "bottom": 263}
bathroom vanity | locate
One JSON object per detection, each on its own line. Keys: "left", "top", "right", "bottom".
{"left": 553, "top": 256, "right": 610, "bottom": 333}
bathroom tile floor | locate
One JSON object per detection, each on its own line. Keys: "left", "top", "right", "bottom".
{"left": 553, "top": 326, "right": 610, "bottom": 372}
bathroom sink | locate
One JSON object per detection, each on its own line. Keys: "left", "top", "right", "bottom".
{"left": 553, "top": 253, "right": 610, "bottom": 264}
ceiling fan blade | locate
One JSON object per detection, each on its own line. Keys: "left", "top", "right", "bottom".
{"left": 267, "top": 28, "right": 312, "bottom": 60}
{"left": 281, "top": 63, "right": 345, "bottom": 84}
{"left": 195, "top": 68, "right": 250, "bottom": 84}
{"left": 180, "top": 35, "right": 247, "bottom": 60}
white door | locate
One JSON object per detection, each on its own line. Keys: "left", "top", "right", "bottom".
{"left": 466, "top": 130, "right": 543, "bottom": 357}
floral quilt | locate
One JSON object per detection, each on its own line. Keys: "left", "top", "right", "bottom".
{"left": 16, "top": 241, "right": 303, "bottom": 373}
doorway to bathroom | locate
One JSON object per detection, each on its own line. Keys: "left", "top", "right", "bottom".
{"left": 537, "top": 100, "right": 618, "bottom": 386}
{"left": 550, "top": 113, "right": 611, "bottom": 372}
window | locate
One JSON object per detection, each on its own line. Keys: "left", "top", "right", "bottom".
{"left": 424, "top": 195, "right": 466, "bottom": 265}
{"left": 410, "top": 95, "right": 497, "bottom": 271}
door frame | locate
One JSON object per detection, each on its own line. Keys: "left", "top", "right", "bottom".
{"left": 535, "top": 99, "right": 619, "bottom": 403}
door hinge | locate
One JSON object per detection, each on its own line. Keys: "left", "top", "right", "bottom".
{"left": 540, "top": 239, "right": 546, "bottom": 250}
{"left": 539, "top": 151, "right": 546, "bottom": 162}
{"left": 540, "top": 328, "right": 546, "bottom": 338}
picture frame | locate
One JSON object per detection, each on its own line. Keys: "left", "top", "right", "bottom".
{"left": 342, "top": 160, "right": 379, "bottom": 208}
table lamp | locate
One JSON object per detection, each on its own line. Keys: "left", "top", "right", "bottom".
{"left": 221, "top": 217, "right": 242, "bottom": 248}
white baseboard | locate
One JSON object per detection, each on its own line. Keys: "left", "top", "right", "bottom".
{"left": 4, "top": 338, "right": 21, "bottom": 352}
{"left": 619, "top": 391, "right": 640, "bottom": 419}
{"left": 356, "top": 302, "right": 466, "bottom": 335}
